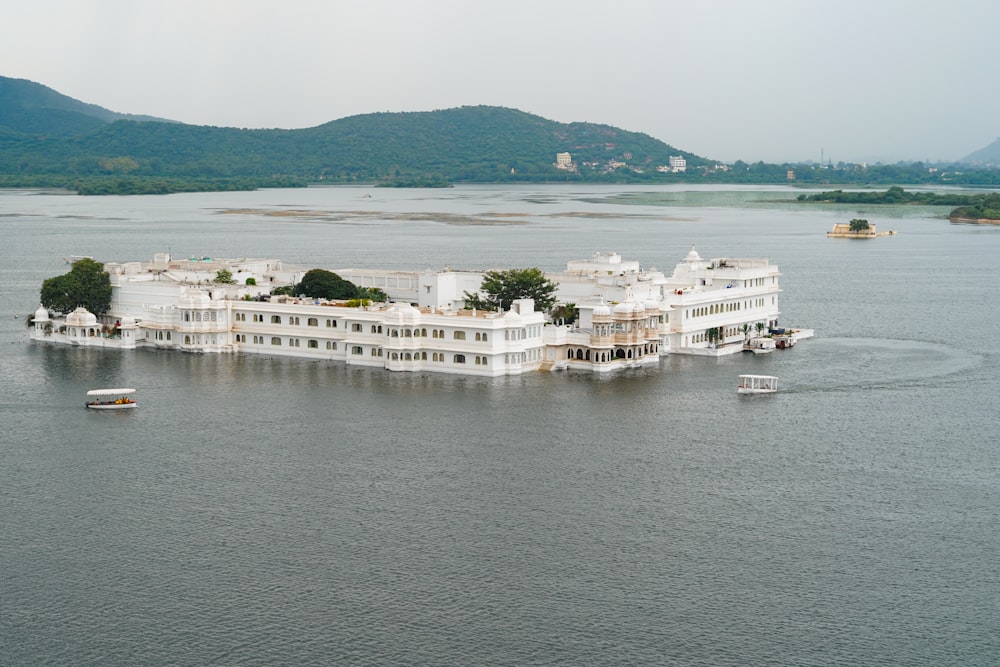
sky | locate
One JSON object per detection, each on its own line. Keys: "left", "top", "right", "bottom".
{"left": 3, "top": 0, "right": 998, "bottom": 164}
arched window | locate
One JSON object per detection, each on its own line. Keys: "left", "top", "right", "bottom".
{"left": 454, "top": 354, "right": 466, "bottom": 364}
{"left": 271, "top": 337, "right": 281, "bottom": 346}
{"left": 454, "top": 331, "right": 466, "bottom": 340}
{"left": 308, "top": 318, "right": 318, "bottom": 327}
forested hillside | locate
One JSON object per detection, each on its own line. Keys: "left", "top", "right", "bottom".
{"left": 0, "top": 75, "right": 703, "bottom": 188}
{"left": 3, "top": 74, "right": 1000, "bottom": 194}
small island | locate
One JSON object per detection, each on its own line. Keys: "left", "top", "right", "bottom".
{"left": 827, "top": 218, "right": 896, "bottom": 238}
{"left": 949, "top": 192, "right": 1000, "bottom": 224}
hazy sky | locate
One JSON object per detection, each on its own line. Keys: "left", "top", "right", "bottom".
{"left": 3, "top": 0, "right": 998, "bottom": 163}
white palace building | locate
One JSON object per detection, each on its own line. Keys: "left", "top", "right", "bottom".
{"left": 30, "top": 248, "right": 805, "bottom": 376}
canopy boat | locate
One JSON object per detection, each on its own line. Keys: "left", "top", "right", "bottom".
{"left": 86, "top": 388, "right": 137, "bottom": 409}
{"left": 738, "top": 375, "right": 778, "bottom": 394}
{"left": 744, "top": 336, "right": 776, "bottom": 354}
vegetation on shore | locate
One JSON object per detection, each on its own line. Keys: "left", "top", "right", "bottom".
{"left": 796, "top": 186, "right": 979, "bottom": 206}
{"left": 798, "top": 186, "right": 1000, "bottom": 222}
{"left": 948, "top": 193, "right": 1000, "bottom": 221}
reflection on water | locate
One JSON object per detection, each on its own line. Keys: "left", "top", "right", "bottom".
{"left": 2, "top": 185, "right": 999, "bottom": 666}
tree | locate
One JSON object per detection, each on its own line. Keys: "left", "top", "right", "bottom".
{"left": 464, "top": 268, "right": 557, "bottom": 312}
{"left": 213, "top": 268, "right": 236, "bottom": 284}
{"left": 40, "top": 257, "right": 112, "bottom": 316}
{"left": 294, "top": 269, "right": 362, "bottom": 300}
{"left": 849, "top": 218, "right": 870, "bottom": 232}
{"left": 550, "top": 302, "right": 579, "bottom": 324}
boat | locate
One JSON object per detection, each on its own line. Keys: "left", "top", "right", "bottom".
{"left": 738, "top": 375, "right": 778, "bottom": 394}
{"left": 86, "top": 388, "right": 137, "bottom": 409}
{"left": 773, "top": 334, "right": 796, "bottom": 349}
{"left": 744, "top": 336, "right": 776, "bottom": 354}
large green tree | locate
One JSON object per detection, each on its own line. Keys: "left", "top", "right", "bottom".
{"left": 464, "top": 268, "right": 557, "bottom": 312}
{"left": 40, "top": 257, "right": 112, "bottom": 316}
{"left": 284, "top": 269, "right": 386, "bottom": 302}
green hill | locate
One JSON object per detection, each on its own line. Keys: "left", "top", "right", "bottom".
{"left": 0, "top": 76, "right": 706, "bottom": 189}
{"left": 0, "top": 75, "right": 170, "bottom": 138}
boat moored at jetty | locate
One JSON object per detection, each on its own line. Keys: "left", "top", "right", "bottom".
{"left": 86, "top": 388, "right": 137, "bottom": 409}
{"left": 744, "top": 336, "right": 776, "bottom": 354}
{"left": 737, "top": 375, "right": 778, "bottom": 394}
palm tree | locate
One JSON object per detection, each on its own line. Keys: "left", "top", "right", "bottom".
{"left": 755, "top": 321, "right": 766, "bottom": 336}
{"left": 740, "top": 323, "right": 751, "bottom": 340}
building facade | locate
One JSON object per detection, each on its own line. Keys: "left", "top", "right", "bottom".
{"left": 30, "top": 248, "right": 790, "bottom": 374}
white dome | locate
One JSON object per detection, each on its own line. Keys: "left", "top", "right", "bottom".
{"left": 684, "top": 245, "right": 703, "bottom": 263}
{"left": 613, "top": 302, "right": 633, "bottom": 315}
{"left": 592, "top": 304, "right": 612, "bottom": 318}
{"left": 385, "top": 302, "right": 420, "bottom": 323}
{"left": 120, "top": 314, "right": 137, "bottom": 326}
{"left": 644, "top": 300, "right": 661, "bottom": 312}
{"left": 66, "top": 307, "right": 97, "bottom": 326}
{"left": 34, "top": 304, "right": 50, "bottom": 322}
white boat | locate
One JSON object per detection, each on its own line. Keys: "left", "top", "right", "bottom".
{"left": 86, "top": 388, "right": 137, "bottom": 409}
{"left": 738, "top": 374, "right": 778, "bottom": 394}
{"left": 744, "top": 336, "right": 776, "bottom": 354}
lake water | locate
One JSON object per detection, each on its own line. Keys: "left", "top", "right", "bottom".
{"left": 2, "top": 184, "right": 998, "bottom": 665}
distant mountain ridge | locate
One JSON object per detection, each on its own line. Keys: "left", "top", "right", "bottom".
{"left": 0, "top": 76, "right": 172, "bottom": 138}
{"left": 960, "top": 137, "right": 1000, "bottom": 166}
{"left": 0, "top": 75, "right": 705, "bottom": 183}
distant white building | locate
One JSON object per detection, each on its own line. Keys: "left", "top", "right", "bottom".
{"left": 555, "top": 152, "right": 575, "bottom": 171}
{"left": 669, "top": 155, "right": 687, "bottom": 173}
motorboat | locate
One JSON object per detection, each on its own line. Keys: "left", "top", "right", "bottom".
{"left": 86, "top": 388, "right": 137, "bottom": 409}
{"left": 738, "top": 375, "right": 778, "bottom": 394}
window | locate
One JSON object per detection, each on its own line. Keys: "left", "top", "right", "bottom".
{"left": 351, "top": 323, "right": 362, "bottom": 332}
{"left": 453, "top": 354, "right": 466, "bottom": 364}
{"left": 352, "top": 346, "right": 363, "bottom": 355}
{"left": 326, "top": 341, "right": 337, "bottom": 350}
{"left": 271, "top": 315, "right": 281, "bottom": 324}
{"left": 308, "top": 339, "right": 318, "bottom": 348}
{"left": 271, "top": 337, "right": 281, "bottom": 346}
{"left": 326, "top": 319, "right": 337, "bottom": 328}
{"left": 290, "top": 338, "right": 300, "bottom": 347}
{"left": 453, "top": 331, "right": 466, "bottom": 340}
